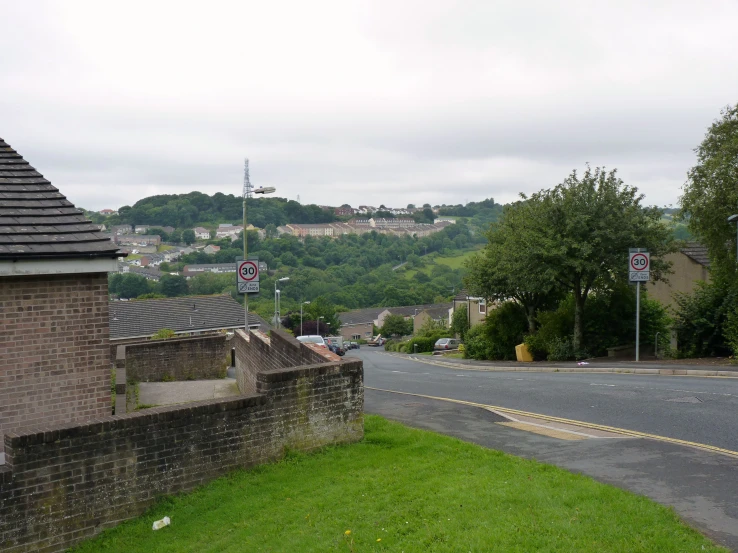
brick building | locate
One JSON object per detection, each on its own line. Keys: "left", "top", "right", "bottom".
{"left": 0, "top": 137, "right": 123, "bottom": 454}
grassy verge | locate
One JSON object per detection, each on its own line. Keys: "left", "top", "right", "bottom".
{"left": 71, "top": 416, "right": 725, "bottom": 553}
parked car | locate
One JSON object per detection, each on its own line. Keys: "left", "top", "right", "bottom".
{"left": 434, "top": 338, "right": 460, "bottom": 351}
{"left": 349, "top": 342, "right": 360, "bottom": 349}
{"left": 297, "top": 335, "right": 327, "bottom": 347}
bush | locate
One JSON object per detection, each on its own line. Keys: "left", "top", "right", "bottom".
{"left": 463, "top": 302, "right": 527, "bottom": 360}
{"left": 404, "top": 332, "right": 449, "bottom": 353}
{"left": 524, "top": 285, "right": 672, "bottom": 360}
{"left": 674, "top": 280, "right": 738, "bottom": 358}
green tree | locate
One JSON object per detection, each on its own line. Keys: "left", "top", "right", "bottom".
{"left": 182, "top": 229, "right": 196, "bottom": 245}
{"left": 478, "top": 167, "right": 674, "bottom": 351}
{"left": 680, "top": 104, "right": 738, "bottom": 276}
{"left": 380, "top": 314, "right": 413, "bottom": 337}
{"left": 465, "top": 198, "right": 561, "bottom": 333}
{"left": 450, "top": 304, "right": 470, "bottom": 341}
{"left": 159, "top": 274, "right": 189, "bottom": 297}
{"left": 169, "top": 229, "right": 183, "bottom": 244}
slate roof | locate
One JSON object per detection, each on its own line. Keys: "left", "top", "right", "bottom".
{"left": 386, "top": 302, "right": 453, "bottom": 317}
{"left": 109, "top": 294, "right": 270, "bottom": 340}
{"left": 418, "top": 306, "right": 452, "bottom": 320}
{"left": 681, "top": 242, "right": 710, "bottom": 268}
{"left": 339, "top": 307, "right": 387, "bottom": 325}
{"left": 0, "top": 138, "right": 123, "bottom": 260}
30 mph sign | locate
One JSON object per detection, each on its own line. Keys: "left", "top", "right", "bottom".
{"left": 629, "top": 252, "right": 650, "bottom": 282}
{"left": 237, "top": 259, "right": 260, "bottom": 293}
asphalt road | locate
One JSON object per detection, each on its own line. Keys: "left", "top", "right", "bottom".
{"left": 351, "top": 349, "right": 738, "bottom": 452}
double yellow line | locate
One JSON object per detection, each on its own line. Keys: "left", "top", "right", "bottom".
{"left": 367, "top": 386, "right": 738, "bottom": 459}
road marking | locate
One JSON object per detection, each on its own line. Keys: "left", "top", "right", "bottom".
{"left": 499, "top": 421, "right": 588, "bottom": 441}
{"left": 366, "top": 386, "right": 738, "bottom": 459}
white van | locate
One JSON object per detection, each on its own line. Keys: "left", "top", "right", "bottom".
{"left": 296, "top": 335, "right": 326, "bottom": 347}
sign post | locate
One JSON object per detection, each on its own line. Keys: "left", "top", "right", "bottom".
{"left": 237, "top": 259, "right": 260, "bottom": 294}
{"left": 628, "top": 250, "right": 650, "bottom": 361}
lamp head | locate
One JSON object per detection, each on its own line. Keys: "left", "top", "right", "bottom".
{"left": 254, "top": 187, "right": 276, "bottom": 194}
{"left": 728, "top": 214, "right": 738, "bottom": 223}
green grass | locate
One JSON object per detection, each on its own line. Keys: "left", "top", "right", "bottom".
{"left": 70, "top": 416, "right": 725, "bottom": 553}
{"left": 402, "top": 247, "right": 481, "bottom": 279}
{"left": 433, "top": 249, "right": 479, "bottom": 270}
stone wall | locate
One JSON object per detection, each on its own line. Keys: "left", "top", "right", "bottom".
{"left": 0, "top": 273, "right": 111, "bottom": 454}
{"left": 0, "top": 355, "right": 363, "bottom": 553}
{"left": 234, "top": 329, "right": 340, "bottom": 394}
{"left": 124, "top": 334, "right": 229, "bottom": 382}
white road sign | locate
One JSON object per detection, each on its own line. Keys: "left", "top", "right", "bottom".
{"left": 628, "top": 251, "right": 650, "bottom": 282}
{"left": 237, "top": 259, "right": 260, "bottom": 293}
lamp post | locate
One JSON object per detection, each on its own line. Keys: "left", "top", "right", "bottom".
{"left": 318, "top": 316, "right": 324, "bottom": 336}
{"left": 243, "top": 182, "right": 276, "bottom": 332}
{"left": 326, "top": 323, "right": 331, "bottom": 337}
{"left": 300, "top": 301, "right": 310, "bottom": 336}
{"left": 274, "top": 277, "right": 289, "bottom": 329}
{"left": 729, "top": 214, "right": 738, "bottom": 264}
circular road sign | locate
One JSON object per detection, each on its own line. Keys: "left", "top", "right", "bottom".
{"left": 238, "top": 260, "right": 259, "bottom": 281}
{"left": 630, "top": 253, "right": 649, "bottom": 271}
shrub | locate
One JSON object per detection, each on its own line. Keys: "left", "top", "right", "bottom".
{"left": 464, "top": 302, "right": 527, "bottom": 360}
{"left": 152, "top": 328, "right": 176, "bottom": 340}
{"left": 674, "top": 280, "right": 738, "bottom": 358}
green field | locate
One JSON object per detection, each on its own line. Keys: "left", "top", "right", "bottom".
{"left": 402, "top": 247, "right": 481, "bottom": 279}
{"left": 72, "top": 416, "right": 725, "bottom": 553}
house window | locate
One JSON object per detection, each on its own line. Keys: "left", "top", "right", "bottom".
{"left": 352, "top": 334, "right": 361, "bottom": 340}
{"left": 479, "top": 299, "right": 487, "bottom": 314}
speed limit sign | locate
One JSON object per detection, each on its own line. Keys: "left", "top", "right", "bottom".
{"left": 628, "top": 252, "right": 650, "bottom": 282}
{"left": 237, "top": 259, "right": 260, "bottom": 293}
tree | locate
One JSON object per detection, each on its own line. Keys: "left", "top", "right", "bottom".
{"left": 182, "top": 229, "right": 196, "bottom": 245}
{"left": 407, "top": 204, "right": 416, "bottom": 210}
{"left": 159, "top": 274, "right": 189, "bottom": 297}
{"left": 450, "top": 304, "right": 470, "bottom": 341}
{"left": 465, "top": 198, "right": 561, "bottom": 333}
{"left": 148, "top": 227, "right": 169, "bottom": 241}
{"left": 169, "top": 229, "right": 183, "bottom": 244}
{"left": 380, "top": 314, "right": 413, "bottom": 337}
{"left": 473, "top": 167, "right": 674, "bottom": 351}
{"left": 680, "top": 104, "right": 738, "bottom": 276}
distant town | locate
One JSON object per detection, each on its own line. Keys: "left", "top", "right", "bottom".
{"left": 97, "top": 204, "right": 457, "bottom": 283}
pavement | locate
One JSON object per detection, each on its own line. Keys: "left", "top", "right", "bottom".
{"left": 392, "top": 351, "right": 738, "bottom": 376}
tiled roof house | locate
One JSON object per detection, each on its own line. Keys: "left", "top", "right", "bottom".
{"left": 0, "top": 137, "right": 123, "bottom": 454}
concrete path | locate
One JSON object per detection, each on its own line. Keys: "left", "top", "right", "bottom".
{"left": 366, "top": 388, "right": 738, "bottom": 552}
{"left": 137, "top": 379, "right": 240, "bottom": 407}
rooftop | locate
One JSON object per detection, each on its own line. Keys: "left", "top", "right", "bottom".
{"left": 109, "top": 294, "right": 269, "bottom": 340}
{"left": 681, "top": 242, "right": 710, "bottom": 268}
{"left": 0, "top": 138, "right": 123, "bottom": 261}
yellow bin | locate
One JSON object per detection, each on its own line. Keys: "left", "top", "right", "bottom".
{"left": 515, "top": 343, "right": 533, "bottom": 362}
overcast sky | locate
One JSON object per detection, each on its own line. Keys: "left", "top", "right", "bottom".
{"left": 1, "top": 0, "right": 736, "bottom": 211}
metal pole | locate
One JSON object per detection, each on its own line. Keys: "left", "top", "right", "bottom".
{"left": 635, "top": 282, "right": 641, "bottom": 362}
{"left": 300, "top": 303, "right": 303, "bottom": 336}
{"left": 274, "top": 281, "right": 278, "bottom": 329}
{"left": 243, "top": 195, "right": 248, "bottom": 332}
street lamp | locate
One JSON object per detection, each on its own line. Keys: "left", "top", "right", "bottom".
{"left": 300, "top": 301, "right": 311, "bottom": 336}
{"left": 728, "top": 214, "right": 738, "bottom": 264}
{"left": 318, "top": 316, "right": 324, "bottom": 336}
{"left": 243, "top": 174, "right": 276, "bottom": 332}
{"left": 274, "top": 277, "right": 289, "bottom": 329}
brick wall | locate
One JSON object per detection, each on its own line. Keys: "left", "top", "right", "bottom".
{"left": 0, "top": 273, "right": 111, "bottom": 454}
{"left": 124, "top": 334, "right": 229, "bottom": 382}
{"left": 0, "top": 355, "right": 363, "bottom": 553}
{"left": 235, "top": 329, "right": 340, "bottom": 394}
